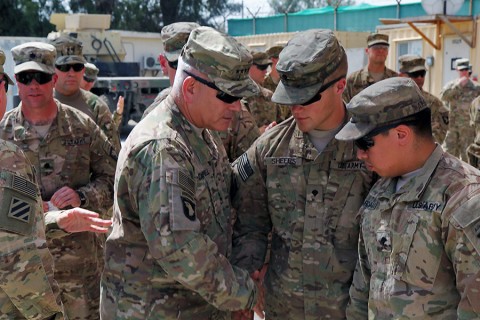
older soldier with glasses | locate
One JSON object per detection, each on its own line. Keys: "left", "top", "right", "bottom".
{"left": 337, "top": 77, "right": 480, "bottom": 319}
{"left": 100, "top": 26, "right": 265, "bottom": 319}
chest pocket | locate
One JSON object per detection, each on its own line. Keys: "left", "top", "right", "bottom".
{"left": 393, "top": 208, "right": 442, "bottom": 290}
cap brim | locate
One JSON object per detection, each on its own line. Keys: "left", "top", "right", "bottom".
{"left": 213, "top": 75, "right": 260, "bottom": 98}
{"left": 368, "top": 41, "right": 389, "bottom": 47}
{"left": 407, "top": 65, "right": 426, "bottom": 73}
{"left": 55, "top": 56, "right": 87, "bottom": 65}
{"left": 164, "top": 50, "right": 181, "bottom": 63}
{"left": 271, "top": 80, "right": 322, "bottom": 105}
{"left": 335, "top": 120, "right": 376, "bottom": 141}
{"left": 2, "top": 73, "right": 14, "bottom": 85}
{"left": 14, "top": 62, "right": 55, "bottom": 75}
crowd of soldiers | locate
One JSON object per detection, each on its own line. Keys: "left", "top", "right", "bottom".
{"left": 1, "top": 19, "right": 480, "bottom": 320}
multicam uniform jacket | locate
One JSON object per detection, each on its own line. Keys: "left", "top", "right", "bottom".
{"left": 347, "top": 146, "right": 480, "bottom": 319}
{"left": 54, "top": 88, "right": 121, "bottom": 152}
{"left": 263, "top": 73, "right": 291, "bottom": 121}
{"left": 231, "top": 116, "right": 373, "bottom": 319}
{"left": 245, "top": 85, "right": 284, "bottom": 128}
{"left": 0, "top": 140, "right": 64, "bottom": 319}
{"left": 100, "top": 95, "right": 258, "bottom": 319}
{"left": 0, "top": 101, "right": 116, "bottom": 320}
{"left": 421, "top": 90, "right": 449, "bottom": 144}
{"left": 343, "top": 66, "right": 398, "bottom": 103}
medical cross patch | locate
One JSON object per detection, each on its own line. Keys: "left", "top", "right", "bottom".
{"left": 8, "top": 197, "right": 32, "bottom": 223}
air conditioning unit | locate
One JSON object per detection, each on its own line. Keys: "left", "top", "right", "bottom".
{"left": 143, "top": 55, "right": 161, "bottom": 70}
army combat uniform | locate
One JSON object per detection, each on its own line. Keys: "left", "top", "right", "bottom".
{"left": 347, "top": 146, "right": 480, "bottom": 319}
{"left": 231, "top": 117, "right": 373, "bottom": 319}
{"left": 441, "top": 78, "right": 480, "bottom": 161}
{"left": 343, "top": 66, "right": 398, "bottom": 103}
{"left": 0, "top": 140, "right": 64, "bottom": 319}
{"left": 245, "top": 86, "right": 284, "bottom": 129}
{"left": 0, "top": 101, "right": 116, "bottom": 320}
{"left": 101, "top": 96, "right": 258, "bottom": 319}
{"left": 422, "top": 90, "right": 449, "bottom": 144}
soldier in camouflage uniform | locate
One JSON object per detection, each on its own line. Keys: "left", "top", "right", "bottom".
{"left": 142, "top": 21, "right": 200, "bottom": 118}
{"left": 230, "top": 29, "right": 374, "bottom": 319}
{"left": 263, "top": 45, "right": 291, "bottom": 122}
{"left": 245, "top": 51, "right": 284, "bottom": 133}
{"left": 80, "top": 62, "right": 98, "bottom": 91}
{"left": 335, "top": 77, "right": 480, "bottom": 319}
{"left": 441, "top": 58, "right": 480, "bottom": 162}
{"left": 343, "top": 33, "right": 397, "bottom": 103}
{"left": 398, "top": 54, "right": 449, "bottom": 144}
{"left": 142, "top": 22, "right": 259, "bottom": 161}
{"left": 100, "top": 26, "right": 264, "bottom": 319}
{"left": 50, "top": 36, "right": 121, "bottom": 152}
{"left": 0, "top": 42, "right": 117, "bottom": 320}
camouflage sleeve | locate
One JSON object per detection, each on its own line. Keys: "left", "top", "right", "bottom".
{"left": 0, "top": 141, "right": 64, "bottom": 318}
{"left": 346, "top": 224, "right": 370, "bottom": 319}
{"left": 430, "top": 98, "right": 449, "bottom": 144}
{"left": 230, "top": 142, "right": 272, "bottom": 273}
{"left": 112, "top": 111, "right": 123, "bottom": 132}
{"left": 92, "top": 97, "right": 121, "bottom": 153}
{"left": 343, "top": 74, "right": 355, "bottom": 103}
{"left": 127, "top": 140, "right": 258, "bottom": 311}
{"left": 229, "top": 105, "right": 260, "bottom": 161}
{"left": 77, "top": 123, "right": 116, "bottom": 215}
{"left": 440, "top": 82, "right": 455, "bottom": 103}
{"left": 447, "top": 192, "right": 480, "bottom": 318}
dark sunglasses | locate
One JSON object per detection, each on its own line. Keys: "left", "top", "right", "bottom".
{"left": 83, "top": 76, "right": 95, "bottom": 83}
{"left": 167, "top": 59, "right": 178, "bottom": 70}
{"left": 300, "top": 75, "right": 346, "bottom": 106}
{"left": 0, "top": 77, "right": 8, "bottom": 92}
{"left": 56, "top": 63, "right": 85, "bottom": 72}
{"left": 16, "top": 72, "right": 53, "bottom": 85}
{"left": 354, "top": 122, "right": 410, "bottom": 151}
{"left": 184, "top": 70, "right": 241, "bottom": 104}
{"left": 407, "top": 70, "right": 426, "bottom": 78}
{"left": 254, "top": 64, "right": 270, "bottom": 71}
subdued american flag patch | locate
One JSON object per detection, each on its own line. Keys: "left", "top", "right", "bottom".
{"left": 12, "top": 174, "right": 37, "bottom": 199}
{"left": 237, "top": 153, "right": 254, "bottom": 182}
{"left": 8, "top": 197, "right": 32, "bottom": 223}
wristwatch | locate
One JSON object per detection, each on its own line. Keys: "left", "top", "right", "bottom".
{"left": 77, "top": 190, "right": 87, "bottom": 207}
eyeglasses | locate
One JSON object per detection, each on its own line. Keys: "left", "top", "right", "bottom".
{"left": 16, "top": 72, "right": 53, "bottom": 85}
{"left": 407, "top": 70, "right": 426, "bottom": 78}
{"left": 300, "top": 75, "right": 346, "bottom": 106}
{"left": 183, "top": 70, "right": 241, "bottom": 104}
{"left": 55, "top": 63, "right": 85, "bottom": 72}
{"left": 254, "top": 64, "right": 270, "bottom": 71}
{"left": 354, "top": 122, "right": 408, "bottom": 151}
{"left": 0, "top": 77, "right": 8, "bottom": 92}
{"left": 369, "top": 45, "right": 389, "bottom": 51}
{"left": 83, "top": 76, "right": 95, "bottom": 83}
{"left": 167, "top": 59, "right": 178, "bottom": 70}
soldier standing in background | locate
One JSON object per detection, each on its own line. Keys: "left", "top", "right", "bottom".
{"left": 231, "top": 29, "right": 374, "bottom": 319}
{"left": 337, "top": 77, "right": 480, "bottom": 319}
{"left": 441, "top": 58, "right": 480, "bottom": 161}
{"left": 245, "top": 51, "right": 283, "bottom": 133}
{"left": 343, "top": 33, "right": 397, "bottom": 103}
{"left": 0, "top": 42, "right": 117, "bottom": 320}
{"left": 50, "top": 36, "right": 121, "bottom": 152}
{"left": 100, "top": 26, "right": 264, "bottom": 319}
{"left": 398, "top": 54, "right": 449, "bottom": 144}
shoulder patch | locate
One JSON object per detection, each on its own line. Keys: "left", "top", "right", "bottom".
{"left": 236, "top": 153, "right": 254, "bottom": 182}
{"left": 167, "top": 169, "right": 200, "bottom": 231}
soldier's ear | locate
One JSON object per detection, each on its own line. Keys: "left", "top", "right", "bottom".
{"left": 182, "top": 76, "right": 196, "bottom": 104}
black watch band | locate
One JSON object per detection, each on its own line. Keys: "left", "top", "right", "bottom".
{"left": 77, "top": 190, "right": 87, "bottom": 207}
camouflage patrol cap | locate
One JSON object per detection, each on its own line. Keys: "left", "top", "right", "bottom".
{"left": 266, "top": 45, "right": 284, "bottom": 59}
{"left": 11, "top": 42, "right": 56, "bottom": 74}
{"left": 251, "top": 51, "right": 272, "bottom": 66}
{"left": 50, "top": 35, "right": 86, "bottom": 65}
{"left": 162, "top": 22, "right": 200, "bottom": 62}
{"left": 182, "top": 26, "right": 259, "bottom": 98}
{"left": 84, "top": 62, "right": 99, "bottom": 81}
{"left": 335, "top": 77, "right": 427, "bottom": 140}
{"left": 456, "top": 58, "right": 470, "bottom": 71}
{"left": 272, "top": 29, "right": 346, "bottom": 105}
{"left": 0, "top": 50, "right": 14, "bottom": 85}
{"left": 398, "top": 54, "right": 426, "bottom": 73}
{"left": 367, "top": 33, "right": 389, "bottom": 47}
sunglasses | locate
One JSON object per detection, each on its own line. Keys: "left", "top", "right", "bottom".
{"left": 167, "top": 59, "right": 178, "bottom": 70}
{"left": 83, "top": 76, "right": 95, "bottom": 83}
{"left": 56, "top": 63, "right": 85, "bottom": 72}
{"left": 0, "top": 77, "right": 8, "bottom": 92}
{"left": 407, "top": 70, "right": 426, "bottom": 78}
{"left": 354, "top": 122, "right": 413, "bottom": 151}
{"left": 300, "top": 75, "right": 346, "bottom": 106}
{"left": 16, "top": 72, "right": 53, "bottom": 85}
{"left": 183, "top": 70, "right": 241, "bottom": 104}
{"left": 254, "top": 64, "right": 270, "bottom": 71}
